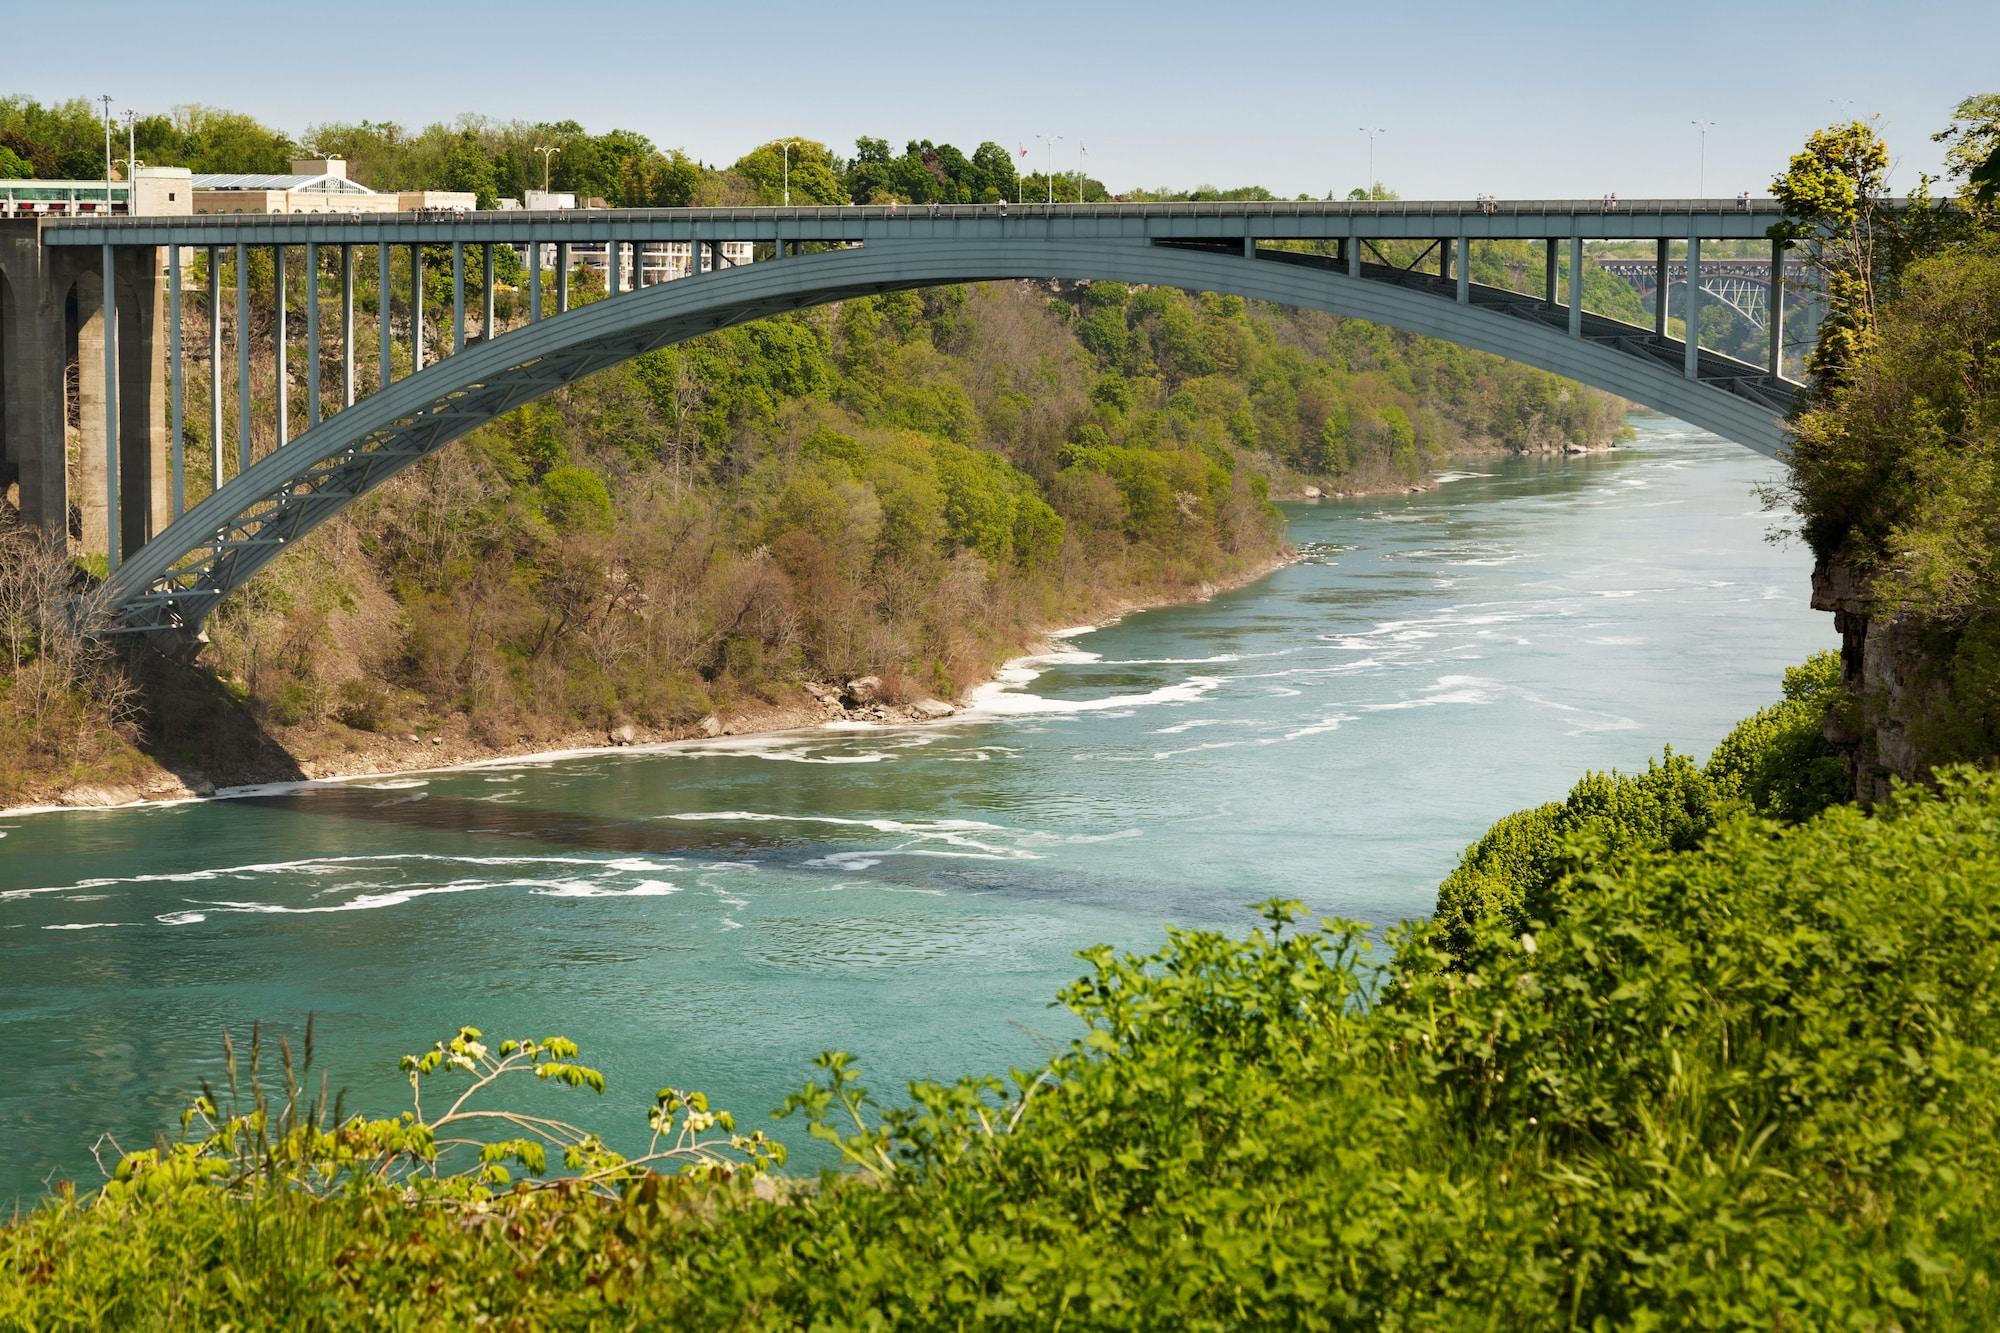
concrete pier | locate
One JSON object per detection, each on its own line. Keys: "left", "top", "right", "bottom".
{"left": 0, "top": 219, "right": 168, "bottom": 554}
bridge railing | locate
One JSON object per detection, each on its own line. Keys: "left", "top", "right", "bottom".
{"left": 47, "top": 196, "right": 1813, "bottom": 239}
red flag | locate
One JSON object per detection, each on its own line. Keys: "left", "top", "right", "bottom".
{"left": 1018, "top": 144, "right": 1028, "bottom": 158}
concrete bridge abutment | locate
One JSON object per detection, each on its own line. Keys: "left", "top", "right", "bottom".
{"left": 0, "top": 219, "right": 168, "bottom": 557}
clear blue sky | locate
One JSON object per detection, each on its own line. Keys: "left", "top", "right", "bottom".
{"left": 6, "top": 0, "right": 1994, "bottom": 198}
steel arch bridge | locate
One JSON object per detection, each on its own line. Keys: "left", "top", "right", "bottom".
{"left": 1595, "top": 257, "right": 1795, "bottom": 332}
{"left": 12, "top": 200, "right": 1804, "bottom": 642}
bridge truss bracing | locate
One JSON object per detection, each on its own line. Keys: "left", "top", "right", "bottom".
{"left": 19, "top": 199, "right": 1804, "bottom": 642}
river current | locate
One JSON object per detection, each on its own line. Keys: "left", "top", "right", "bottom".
{"left": 0, "top": 414, "right": 1828, "bottom": 1202}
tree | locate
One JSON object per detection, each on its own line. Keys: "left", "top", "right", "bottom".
{"left": 970, "top": 142, "right": 1019, "bottom": 204}
{"left": 732, "top": 138, "right": 843, "bottom": 204}
{"left": 1935, "top": 92, "right": 2000, "bottom": 207}
{"left": 439, "top": 130, "right": 499, "bottom": 209}
{"left": 1768, "top": 120, "right": 1895, "bottom": 386}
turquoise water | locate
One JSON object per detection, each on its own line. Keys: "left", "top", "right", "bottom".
{"left": 0, "top": 414, "right": 1829, "bottom": 1203}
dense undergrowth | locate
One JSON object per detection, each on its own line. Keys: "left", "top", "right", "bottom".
{"left": 7, "top": 654, "right": 1998, "bottom": 1327}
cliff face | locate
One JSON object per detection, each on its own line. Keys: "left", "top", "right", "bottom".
{"left": 1810, "top": 555, "right": 1998, "bottom": 804}
{"left": 1812, "top": 558, "right": 1909, "bottom": 802}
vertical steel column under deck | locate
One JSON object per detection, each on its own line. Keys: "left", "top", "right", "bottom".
{"left": 101, "top": 243, "right": 120, "bottom": 570}
{"left": 341, "top": 246, "right": 355, "bottom": 407}
{"left": 305, "top": 240, "right": 320, "bottom": 428}
{"left": 556, "top": 243, "right": 569, "bottom": 312}
{"left": 1455, "top": 236, "right": 1470, "bottom": 303}
{"left": 1768, "top": 239, "right": 1786, "bottom": 375}
{"left": 451, "top": 242, "right": 465, "bottom": 353}
{"left": 1684, "top": 237, "right": 1703, "bottom": 379}
{"left": 235, "top": 242, "right": 250, "bottom": 474}
{"left": 1653, "top": 239, "right": 1670, "bottom": 337}
{"left": 1568, "top": 236, "right": 1584, "bottom": 337}
{"left": 481, "top": 245, "right": 495, "bottom": 341}
{"left": 379, "top": 245, "right": 392, "bottom": 386}
{"left": 410, "top": 245, "right": 424, "bottom": 372}
{"left": 529, "top": 235, "right": 542, "bottom": 322}
{"left": 608, "top": 239, "right": 621, "bottom": 296}
{"left": 273, "top": 246, "right": 287, "bottom": 447}
{"left": 168, "top": 244, "right": 184, "bottom": 516}
{"left": 1544, "top": 238, "right": 1558, "bottom": 305}
{"left": 207, "top": 245, "right": 222, "bottom": 487}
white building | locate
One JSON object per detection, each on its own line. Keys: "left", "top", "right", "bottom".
{"left": 190, "top": 158, "right": 476, "bottom": 216}
{"left": 0, "top": 165, "right": 192, "bottom": 218}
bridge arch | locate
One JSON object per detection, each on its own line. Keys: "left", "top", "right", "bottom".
{"left": 104, "top": 237, "right": 1794, "bottom": 637}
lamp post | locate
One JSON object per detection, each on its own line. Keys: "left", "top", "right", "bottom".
{"left": 98, "top": 94, "right": 113, "bottom": 210}
{"left": 1691, "top": 119, "right": 1716, "bottom": 197}
{"left": 1035, "top": 135, "right": 1062, "bottom": 204}
{"left": 1075, "top": 142, "right": 1087, "bottom": 203}
{"left": 533, "top": 144, "right": 558, "bottom": 195}
{"left": 778, "top": 140, "right": 802, "bottom": 206}
{"left": 1357, "top": 127, "right": 1386, "bottom": 198}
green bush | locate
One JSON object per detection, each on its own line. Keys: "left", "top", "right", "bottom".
{"left": 1434, "top": 654, "right": 1850, "bottom": 963}
{"left": 1704, "top": 650, "right": 1849, "bottom": 819}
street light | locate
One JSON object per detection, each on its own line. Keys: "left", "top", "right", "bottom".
{"left": 1691, "top": 119, "right": 1717, "bottom": 197}
{"left": 533, "top": 144, "right": 559, "bottom": 195}
{"left": 1075, "top": 142, "right": 1088, "bottom": 203}
{"left": 778, "top": 140, "right": 803, "bottom": 206}
{"left": 1357, "top": 127, "right": 1387, "bottom": 199}
{"left": 98, "top": 94, "right": 113, "bottom": 210}
{"left": 1036, "top": 134, "right": 1062, "bottom": 204}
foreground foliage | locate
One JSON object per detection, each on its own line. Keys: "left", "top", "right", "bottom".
{"left": 6, "top": 664, "right": 1998, "bottom": 1327}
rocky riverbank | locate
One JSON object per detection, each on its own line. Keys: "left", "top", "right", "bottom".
{"left": 5, "top": 549, "right": 1299, "bottom": 816}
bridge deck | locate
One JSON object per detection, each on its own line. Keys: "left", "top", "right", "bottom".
{"left": 42, "top": 198, "right": 1794, "bottom": 248}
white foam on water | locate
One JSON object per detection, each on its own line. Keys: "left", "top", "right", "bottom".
{"left": 966, "top": 671, "right": 1222, "bottom": 718}
{"left": 1363, "top": 675, "right": 1502, "bottom": 712}
{"left": 360, "top": 779, "right": 428, "bottom": 791}
{"left": 1279, "top": 713, "right": 1358, "bottom": 741}
{"left": 1431, "top": 470, "right": 1496, "bottom": 483}
{"left": 1154, "top": 718, "right": 1225, "bottom": 735}
{"left": 1096, "top": 652, "right": 1268, "bottom": 666}
{"left": 664, "top": 812, "right": 1000, "bottom": 835}
{"left": 810, "top": 853, "right": 882, "bottom": 870}
{"left": 534, "top": 879, "right": 679, "bottom": 898}
{"left": 43, "top": 922, "right": 126, "bottom": 931}
{"left": 1146, "top": 740, "right": 1250, "bottom": 760}
{"left": 4, "top": 852, "right": 682, "bottom": 901}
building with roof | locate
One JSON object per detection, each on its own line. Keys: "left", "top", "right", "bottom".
{"left": 0, "top": 166, "right": 192, "bottom": 219}
{"left": 190, "top": 157, "right": 472, "bottom": 216}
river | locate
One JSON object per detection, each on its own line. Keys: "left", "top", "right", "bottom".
{"left": 0, "top": 413, "right": 1828, "bottom": 1203}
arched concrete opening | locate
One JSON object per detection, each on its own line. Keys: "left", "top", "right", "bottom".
{"left": 62, "top": 268, "right": 103, "bottom": 546}
{"left": 58, "top": 258, "right": 167, "bottom": 557}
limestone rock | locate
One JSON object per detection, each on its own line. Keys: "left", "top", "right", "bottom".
{"left": 698, "top": 714, "right": 724, "bottom": 738}
{"left": 844, "top": 675, "right": 884, "bottom": 706}
{"left": 608, "top": 723, "right": 639, "bottom": 746}
{"left": 909, "top": 698, "right": 956, "bottom": 720}
{"left": 60, "top": 783, "right": 142, "bottom": 807}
